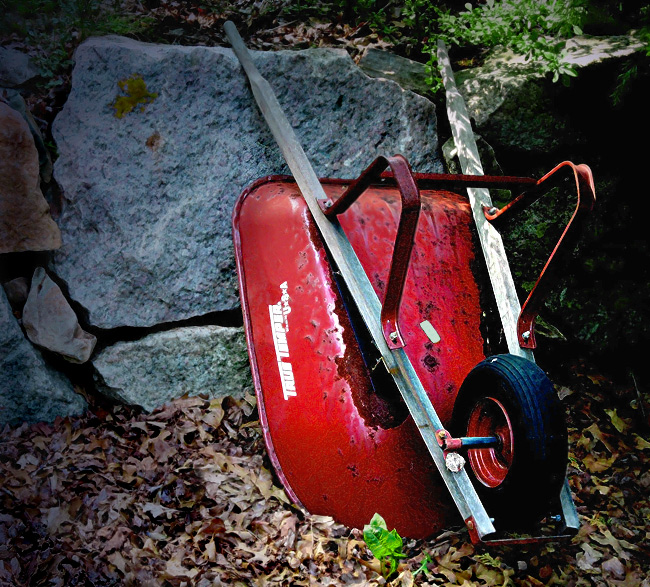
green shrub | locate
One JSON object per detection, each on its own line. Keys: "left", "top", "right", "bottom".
{"left": 611, "top": 5, "right": 650, "bottom": 104}
{"left": 404, "top": 0, "right": 587, "bottom": 91}
{"left": 1, "top": 0, "right": 154, "bottom": 85}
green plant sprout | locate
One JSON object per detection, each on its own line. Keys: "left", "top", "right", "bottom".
{"left": 112, "top": 74, "right": 158, "bottom": 119}
{"left": 413, "top": 553, "right": 432, "bottom": 577}
{"left": 475, "top": 552, "right": 503, "bottom": 569}
{"left": 363, "top": 513, "right": 407, "bottom": 578}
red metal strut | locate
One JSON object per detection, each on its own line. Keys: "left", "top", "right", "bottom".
{"left": 483, "top": 161, "right": 596, "bottom": 349}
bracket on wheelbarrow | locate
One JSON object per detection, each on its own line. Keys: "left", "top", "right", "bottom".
{"left": 484, "top": 161, "right": 596, "bottom": 349}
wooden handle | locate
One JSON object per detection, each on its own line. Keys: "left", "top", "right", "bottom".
{"left": 224, "top": 22, "right": 264, "bottom": 87}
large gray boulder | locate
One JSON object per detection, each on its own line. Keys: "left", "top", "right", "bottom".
{"left": 0, "top": 290, "right": 86, "bottom": 427}
{"left": 92, "top": 325, "right": 250, "bottom": 411}
{"left": 0, "top": 47, "right": 39, "bottom": 87}
{"left": 51, "top": 35, "right": 443, "bottom": 330}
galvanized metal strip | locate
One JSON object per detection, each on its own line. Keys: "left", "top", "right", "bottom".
{"left": 560, "top": 480, "right": 581, "bottom": 530}
{"left": 225, "top": 21, "right": 495, "bottom": 540}
{"left": 436, "top": 40, "right": 580, "bottom": 530}
{"left": 436, "top": 40, "right": 533, "bottom": 362}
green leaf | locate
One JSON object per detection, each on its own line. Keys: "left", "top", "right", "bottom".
{"left": 363, "top": 513, "right": 407, "bottom": 576}
{"left": 413, "top": 554, "right": 433, "bottom": 577}
{"left": 367, "top": 512, "right": 387, "bottom": 531}
{"left": 363, "top": 513, "right": 391, "bottom": 559}
{"left": 384, "top": 529, "right": 405, "bottom": 554}
{"left": 476, "top": 552, "right": 502, "bottom": 569}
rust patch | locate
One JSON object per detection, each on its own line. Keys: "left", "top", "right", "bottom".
{"left": 335, "top": 315, "right": 405, "bottom": 428}
{"left": 146, "top": 131, "right": 162, "bottom": 151}
{"left": 423, "top": 354, "right": 439, "bottom": 373}
{"left": 330, "top": 272, "right": 409, "bottom": 430}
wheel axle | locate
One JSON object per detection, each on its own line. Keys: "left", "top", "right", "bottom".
{"left": 436, "top": 429, "right": 500, "bottom": 451}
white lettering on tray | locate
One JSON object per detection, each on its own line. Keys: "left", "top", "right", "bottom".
{"left": 269, "top": 283, "right": 296, "bottom": 400}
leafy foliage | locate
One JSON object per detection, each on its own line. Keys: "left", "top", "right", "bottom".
{"left": 404, "top": 0, "right": 586, "bottom": 93}
{"left": 262, "top": 0, "right": 591, "bottom": 91}
{"left": 611, "top": 6, "right": 650, "bottom": 104}
{"left": 363, "top": 513, "right": 407, "bottom": 577}
{"left": 0, "top": 0, "right": 154, "bottom": 87}
{"left": 412, "top": 552, "right": 432, "bottom": 577}
{"left": 475, "top": 552, "right": 504, "bottom": 569}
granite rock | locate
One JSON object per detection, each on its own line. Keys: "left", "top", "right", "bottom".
{"left": 51, "top": 35, "right": 443, "bottom": 329}
{"left": 22, "top": 267, "right": 97, "bottom": 363}
{"left": 0, "top": 290, "right": 86, "bottom": 427}
{"left": 0, "top": 102, "right": 61, "bottom": 253}
{"left": 0, "top": 47, "right": 39, "bottom": 87}
{"left": 92, "top": 325, "right": 251, "bottom": 411}
{"left": 2, "top": 277, "right": 29, "bottom": 311}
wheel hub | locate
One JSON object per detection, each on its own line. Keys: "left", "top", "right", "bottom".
{"left": 466, "top": 397, "right": 514, "bottom": 488}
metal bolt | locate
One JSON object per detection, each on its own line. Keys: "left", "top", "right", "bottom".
{"left": 522, "top": 330, "right": 531, "bottom": 341}
{"left": 488, "top": 206, "right": 498, "bottom": 215}
{"left": 324, "top": 200, "right": 333, "bottom": 208}
{"left": 389, "top": 331, "right": 398, "bottom": 342}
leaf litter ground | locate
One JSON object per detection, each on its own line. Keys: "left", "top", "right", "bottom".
{"left": 1, "top": 3, "right": 650, "bottom": 584}
{"left": 1, "top": 358, "right": 649, "bottom": 586}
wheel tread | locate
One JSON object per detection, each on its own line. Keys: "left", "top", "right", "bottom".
{"left": 451, "top": 354, "right": 567, "bottom": 529}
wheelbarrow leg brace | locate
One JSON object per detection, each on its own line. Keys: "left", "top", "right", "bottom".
{"left": 437, "top": 40, "right": 582, "bottom": 540}
{"left": 484, "top": 161, "right": 596, "bottom": 349}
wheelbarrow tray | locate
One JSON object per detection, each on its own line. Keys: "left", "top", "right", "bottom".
{"left": 233, "top": 173, "right": 494, "bottom": 538}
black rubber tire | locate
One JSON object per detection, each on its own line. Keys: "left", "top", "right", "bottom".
{"left": 451, "top": 354, "right": 568, "bottom": 530}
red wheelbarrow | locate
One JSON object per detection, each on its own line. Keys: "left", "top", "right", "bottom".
{"left": 225, "top": 23, "right": 595, "bottom": 543}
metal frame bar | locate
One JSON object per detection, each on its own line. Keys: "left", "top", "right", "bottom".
{"left": 323, "top": 154, "right": 422, "bottom": 350}
{"left": 484, "top": 161, "right": 596, "bottom": 349}
{"left": 436, "top": 40, "right": 580, "bottom": 536}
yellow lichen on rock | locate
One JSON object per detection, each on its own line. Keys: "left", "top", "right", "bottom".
{"left": 113, "top": 74, "right": 158, "bottom": 118}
